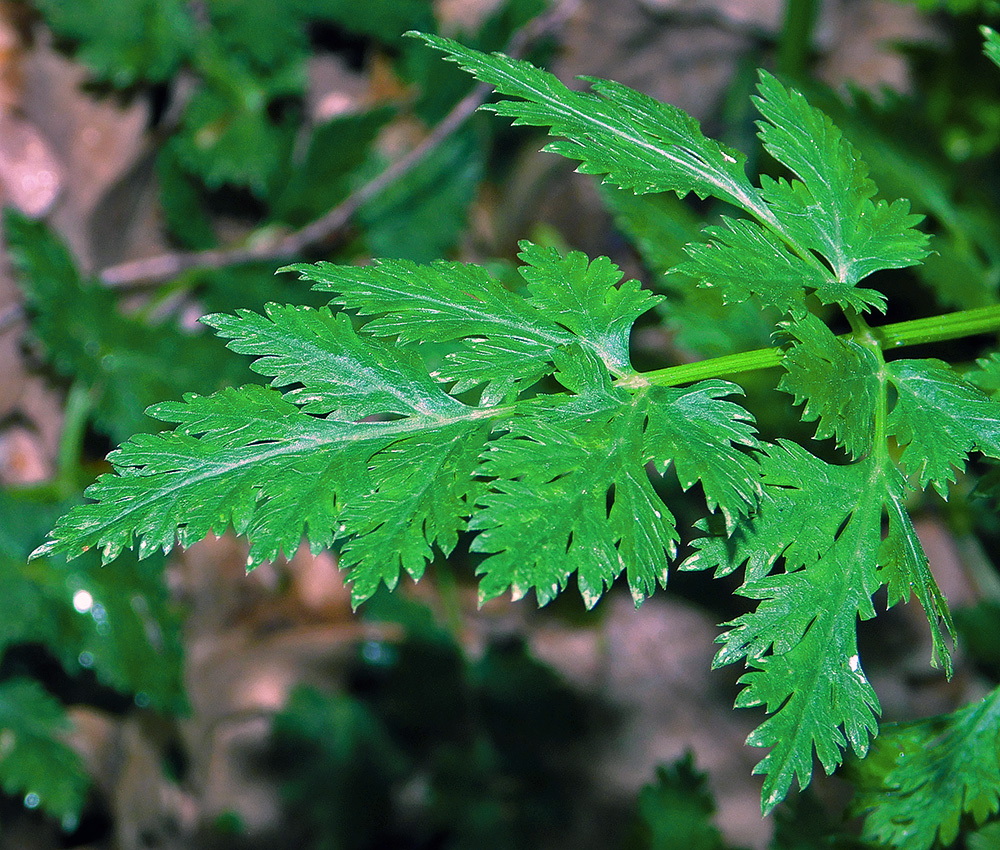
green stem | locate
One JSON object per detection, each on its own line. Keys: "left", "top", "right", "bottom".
{"left": 55, "top": 381, "right": 94, "bottom": 497}
{"left": 776, "top": 0, "right": 819, "bottom": 78}
{"left": 621, "top": 304, "right": 1000, "bottom": 389}
{"left": 619, "top": 347, "right": 782, "bottom": 389}
{"left": 434, "top": 562, "right": 466, "bottom": 640}
{"left": 874, "top": 304, "right": 1000, "bottom": 350}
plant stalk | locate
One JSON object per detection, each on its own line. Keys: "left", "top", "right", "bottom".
{"left": 776, "top": 0, "right": 819, "bottom": 78}
{"left": 622, "top": 304, "right": 1000, "bottom": 389}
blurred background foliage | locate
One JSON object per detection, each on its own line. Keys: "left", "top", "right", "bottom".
{"left": 1, "top": 0, "right": 1000, "bottom": 848}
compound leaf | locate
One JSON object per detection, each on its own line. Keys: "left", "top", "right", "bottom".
{"left": 682, "top": 442, "right": 936, "bottom": 814}
{"left": 418, "top": 35, "right": 927, "bottom": 318}
{"left": 284, "top": 240, "right": 660, "bottom": 401}
{"left": 673, "top": 217, "right": 830, "bottom": 314}
{"left": 36, "top": 243, "right": 762, "bottom": 612}
{"left": 413, "top": 33, "right": 761, "bottom": 209}
{"left": 887, "top": 358, "right": 1000, "bottom": 498}
{"left": 851, "top": 685, "right": 1000, "bottom": 850}
{"left": 777, "top": 313, "right": 881, "bottom": 459}
{"left": 0, "top": 679, "right": 89, "bottom": 824}
{"left": 754, "top": 71, "right": 929, "bottom": 296}
{"left": 471, "top": 397, "right": 671, "bottom": 608}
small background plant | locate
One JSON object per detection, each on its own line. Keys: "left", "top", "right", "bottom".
{"left": 3, "top": 2, "right": 1000, "bottom": 849}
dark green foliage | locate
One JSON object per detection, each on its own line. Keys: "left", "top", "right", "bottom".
{"left": 623, "top": 755, "right": 729, "bottom": 850}
{"left": 36, "top": 31, "right": 1000, "bottom": 827}
{"left": 358, "top": 128, "right": 486, "bottom": 262}
{"left": 4, "top": 210, "right": 251, "bottom": 444}
{"left": 0, "top": 678, "right": 89, "bottom": 825}
{"left": 849, "top": 686, "right": 1000, "bottom": 850}
{"left": 12, "top": 2, "right": 1000, "bottom": 846}
{"left": 271, "top": 108, "right": 396, "bottom": 228}
{"left": 0, "top": 485, "right": 185, "bottom": 823}
{"left": 271, "top": 603, "right": 594, "bottom": 850}
{"left": 31, "top": 0, "right": 195, "bottom": 87}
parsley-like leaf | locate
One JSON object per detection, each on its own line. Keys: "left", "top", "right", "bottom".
{"left": 887, "top": 358, "right": 1000, "bottom": 498}
{"left": 416, "top": 35, "right": 928, "bottom": 317}
{"left": 412, "top": 32, "right": 761, "bottom": 209}
{"left": 672, "top": 217, "right": 830, "bottom": 314}
{"left": 851, "top": 685, "right": 1000, "bottom": 850}
{"left": 754, "top": 71, "right": 928, "bottom": 295}
{"left": 777, "top": 313, "right": 881, "bottom": 459}
{"left": 0, "top": 679, "right": 89, "bottom": 823}
{"left": 36, "top": 245, "right": 756, "bottom": 612}
{"left": 684, "top": 442, "right": 882, "bottom": 814}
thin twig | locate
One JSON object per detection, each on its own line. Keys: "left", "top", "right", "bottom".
{"left": 99, "top": 1, "right": 577, "bottom": 288}
{"left": 0, "top": 302, "right": 23, "bottom": 335}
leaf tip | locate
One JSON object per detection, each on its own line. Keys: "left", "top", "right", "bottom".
{"left": 28, "top": 540, "right": 53, "bottom": 561}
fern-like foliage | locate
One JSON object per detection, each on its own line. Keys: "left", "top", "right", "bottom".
{"left": 36, "top": 240, "right": 759, "bottom": 613}
{"left": 32, "top": 34, "right": 1000, "bottom": 824}
{"left": 0, "top": 679, "right": 89, "bottom": 824}
{"left": 850, "top": 684, "right": 1000, "bottom": 850}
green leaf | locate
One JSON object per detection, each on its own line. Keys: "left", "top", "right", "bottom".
{"left": 684, "top": 434, "right": 956, "bottom": 813}
{"left": 284, "top": 240, "right": 661, "bottom": 401}
{"left": 624, "top": 755, "right": 728, "bottom": 850}
{"left": 0, "top": 679, "right": 89, "bottom": 823}
{"left": 358, "top": 128, "right": 485, "bottom": 262}
{"left": 413, "top": 33, "right": 760, "bottom": 208}
{"left": 271, "top": 107, "right": 396, "bottom": 227}
{"left": 4, "top": 210, "right": 251, "bottom": 443}
{"left": 673, "top": 217, "right": 832, "bottom": 314}
{"left": 879, "top": 485, "right": 955, "bottom": 673}
{"left": 850, "top": 684, "right": 1000, "bottom": 850}
{"left": 777, "top": 313, "right": 881, "bottom": 459}
{"left": 174, "top": 81, "right": 298, "bottom": 195}
{"left": 471, "top": 361, "right": 757, "bottom": 607}
{"left": 285, "top": 249, "right": 567, "bottom": 402}
{"left": 643, "top": 381, "right": 760, "bottom": 525}
{"left": 984, "top": 25, "right": 1000, "bottom": 69}
{"left": 338, "top": 422, "right": 489, "bottom": 601}
{"left": 471, "top": 389, "right": 676, "bottom": 608}
{"left": 207, "top": 0, "right": 309, "bottom": 74}
{"left": 205, "top": 305, "right": 463, "bottom": 417}
{"left": 34, "top": 243, "right": 763, "bottom": 611}
{"left": 31, "top": 0, "right": 195, "bottom": 87}
{"left": 684, "top": 443, "right": 886, "bottom": 814}
{"left": 418, "top": 34, "right": 927, "bottom": 318}
{"left": 516, "top": 241, "right": 658, "bottom": 375}
{"left": 887, "top": 358, "right": 1000, "bottom": 498}
{"left": 753, "top": 71, "right": 929, "bottom": 295}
